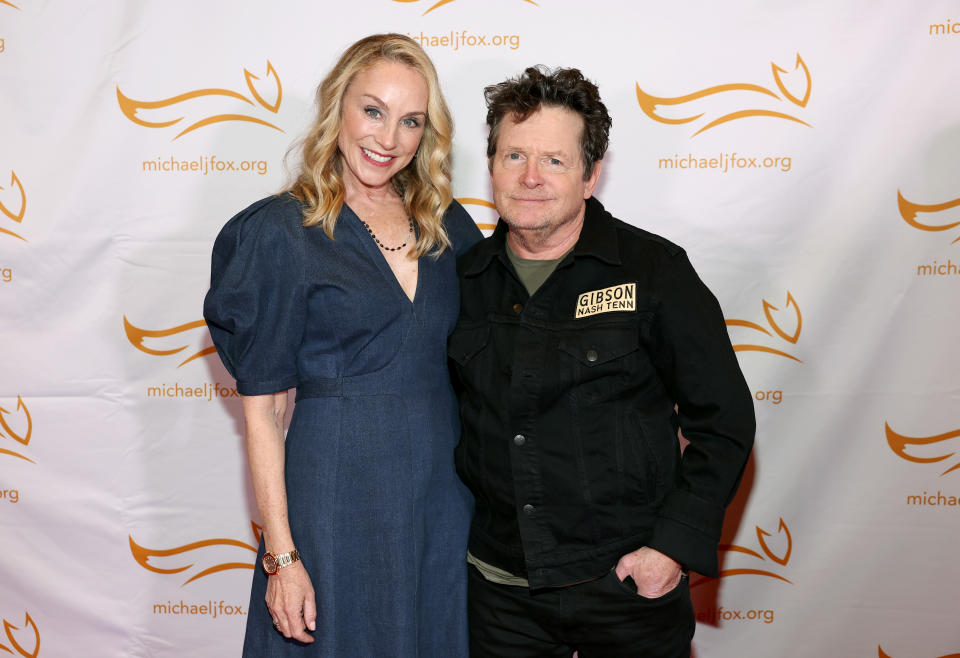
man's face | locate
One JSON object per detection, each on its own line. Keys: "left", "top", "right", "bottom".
{"left": 490, "top": 106, "right": 600, "bottom": 235}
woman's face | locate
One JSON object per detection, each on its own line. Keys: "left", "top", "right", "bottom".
{"left": 337, "top": 59, "right": 428, "bottom": 194}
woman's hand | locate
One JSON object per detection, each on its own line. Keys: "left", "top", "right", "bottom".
{"left": 266, "top": 561, "right": 317, "bottom": 643}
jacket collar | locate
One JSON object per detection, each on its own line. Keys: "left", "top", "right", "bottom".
{"left": 463, "top": 196, "right": 621, "bottom": 277}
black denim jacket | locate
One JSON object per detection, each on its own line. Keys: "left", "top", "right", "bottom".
{"left": 450, "top": 197, "right": 755, "bottom": 588}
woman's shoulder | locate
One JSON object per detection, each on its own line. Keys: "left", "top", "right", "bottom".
{"left": 212, "top": 193, "right": 308, "bottom": 260}
{"left": 217, "top": 193, "right": 305, "bottom": 241}
{"left": 443, "top": 199, "right": 483, "bottom": 257}
{"left": 226, "top": 192, "right": 304, "bottom": 231}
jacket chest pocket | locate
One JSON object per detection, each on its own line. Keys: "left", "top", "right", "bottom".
{"left": 557, "top": 324, "right": 642, "bottom": 390}
{"left": 448, "top": 324, "right": 503, "bottom": 391}
{"left": 449, "top": 325, "right": 491, "bottom": 367}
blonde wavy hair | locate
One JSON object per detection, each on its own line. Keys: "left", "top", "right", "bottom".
{"left": 287, "top": 33, "right": 453, "bottom": 257}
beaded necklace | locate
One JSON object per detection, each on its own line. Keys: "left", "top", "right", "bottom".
{"left": 360, "top": 218, "right": 414, "bottom": 252}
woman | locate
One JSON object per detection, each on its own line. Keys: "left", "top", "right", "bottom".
{"left": 203, "top": 34, "right": 481, "bottom": 656}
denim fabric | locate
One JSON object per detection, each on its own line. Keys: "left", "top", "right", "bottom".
{"left": 204, "top": 194, "right": 481, "bottom": 656}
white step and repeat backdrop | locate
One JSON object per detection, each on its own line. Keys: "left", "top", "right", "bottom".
{"left": 2, "top": 1, "right": 958, "bottom": 656}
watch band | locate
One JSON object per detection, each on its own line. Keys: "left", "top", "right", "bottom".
{"left": 275, "top": 549, "right": 300, "bottom": 569}
{"left": 262, "top": 548, "right": 301, "bottom": 575}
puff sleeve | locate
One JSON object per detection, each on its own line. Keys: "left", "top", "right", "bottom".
{"left": 203, "top": 195, "right": 307, "bottom": 396}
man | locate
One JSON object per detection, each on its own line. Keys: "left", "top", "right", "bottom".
{"left": 449, "top": 66, "right": 756, "bottom": 657}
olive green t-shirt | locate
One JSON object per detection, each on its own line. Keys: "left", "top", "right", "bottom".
{"left": 505, "top": 242, "right": 569, "bottom": 296}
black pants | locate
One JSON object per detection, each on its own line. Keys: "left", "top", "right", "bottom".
{"left": 468, "top": 565, "right": 694, "bottom": 658}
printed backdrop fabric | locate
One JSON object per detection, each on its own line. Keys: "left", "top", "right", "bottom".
{"left": 1, "top": 1, "right": 958, "bottom": 656}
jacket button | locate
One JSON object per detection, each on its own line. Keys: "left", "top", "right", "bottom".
{"left": 522, "top": 504, "right": 535, "bottom": 515}
{"left": 513, "top": 434, "right": 526, "bottom": 447}
{"left": 586, "top": 348, "right": 599, "bottom": 362}
{"left": 512, "top": 303, "right": 523, "bottom": 313}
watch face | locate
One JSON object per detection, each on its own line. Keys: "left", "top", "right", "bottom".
{"left": 262, "top": 553, "right": 278, "bottom": 574}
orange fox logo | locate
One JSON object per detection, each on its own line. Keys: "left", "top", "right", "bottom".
{"left": 393, "top": 0, "right": 536, "bottom": 15}
{"left": 636, "top": 54, "right": 811, "bottom": 137}
{"left": 897, "top": 191, "right": 960, "bottom": 245}
{"left": 456, "top": 197, "right": 498, "bottom": 232}
{"left": 0, "top": 171, "right": 27, "bottom": 242}
{"left": 123, "top": 316, "right": 216, "bottom": 368}
{"left": 0, "top": 396, "right": 33, "bottom": 464}
{"left": 725, "top": 291, "right": 802, "bottom": 362}
{"left": 886, "top": 423, "right": 960, "bottom": 476}
{"left": 691, "top": 518, "right": 793, "bottom": 588}
{"left": 0, "top": 612, "right": 40, "bottom": 658}
{"left": 129, "top": 522, "right": 261, "bottom": 586}
{"left": 116, "top": 61, "right": 283, "bottom": 140}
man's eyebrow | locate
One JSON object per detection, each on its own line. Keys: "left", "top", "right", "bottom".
{"left": 500, "top": 146, "right": 573, "bottom": 158}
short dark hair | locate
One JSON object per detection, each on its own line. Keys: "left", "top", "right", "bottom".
{"left": 484, "top": 66, "right": 611, "bottom": 179}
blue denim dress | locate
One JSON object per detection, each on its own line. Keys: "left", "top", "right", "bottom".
{"left": 204, "top": 194, "right": 480, "bottom": 656}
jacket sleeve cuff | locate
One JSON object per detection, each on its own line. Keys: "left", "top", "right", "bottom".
{"left": 647, "top": 489, "right": 726, "bottom": 577}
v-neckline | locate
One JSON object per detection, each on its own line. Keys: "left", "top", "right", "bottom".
{"left": 344, "top": 203, "right": 420, "bottom": 306}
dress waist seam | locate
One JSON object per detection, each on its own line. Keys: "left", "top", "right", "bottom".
{"left": 295, "top": 376, "right": 444, "bottom": 400}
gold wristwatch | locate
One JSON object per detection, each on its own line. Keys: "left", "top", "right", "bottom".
{"left": 262, "top": 549, "right": 300, "bottom": 575}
